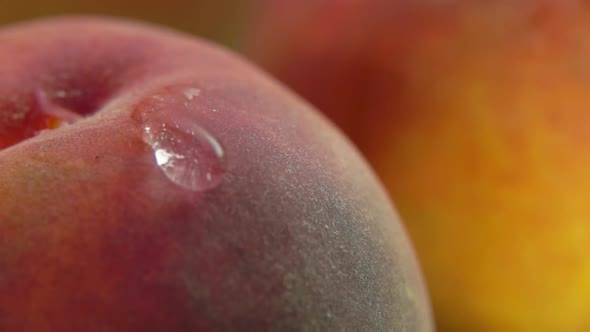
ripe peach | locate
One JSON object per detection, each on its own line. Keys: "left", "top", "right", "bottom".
{"left": 0, "top": 17, "right": 433, "bottom": 331}
{"left": 246, "top": 0, "right": 590, "bottom": 330}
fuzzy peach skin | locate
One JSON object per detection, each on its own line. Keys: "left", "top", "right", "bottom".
{"left": 247, "top": 0, "right": 590, "bottom": 330}
{"left": 0, "top": 17, "right": 433, "bottom": 331}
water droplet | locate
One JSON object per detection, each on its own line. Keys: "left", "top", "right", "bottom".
{"left": 183, "top": 87, "right": 200, "bottom": 101}
{"left": 141, "top": 111, "right": 225, "bottom": 191}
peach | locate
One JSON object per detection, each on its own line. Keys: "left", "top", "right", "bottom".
{"left": 246, "top": 0, "right": 590, "bottom": 330}
{"left": 0, "top": 17, "right": 433, "bottom": 331}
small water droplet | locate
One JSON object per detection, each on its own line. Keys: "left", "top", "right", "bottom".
{"left": 183, "top": 87, "right": 200, "bottom": 101}
{"left": 141, "top": 111, "right": 225, "bottom": 191}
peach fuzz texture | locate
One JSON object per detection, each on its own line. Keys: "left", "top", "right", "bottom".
{"left": 0, "top": 17, "right": 433, "bottom": 331}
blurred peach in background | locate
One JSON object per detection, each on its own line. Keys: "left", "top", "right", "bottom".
{"left": 245, "top": 0, "right": 590, "bottom": 330}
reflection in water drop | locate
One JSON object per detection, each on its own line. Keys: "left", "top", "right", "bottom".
{"left": 142, "top": 112, "right": 224, "bottom": 191}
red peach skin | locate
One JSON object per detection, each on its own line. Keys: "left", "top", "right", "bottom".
{"left": 0, "top": 17, "right": 433, "bottom": 331}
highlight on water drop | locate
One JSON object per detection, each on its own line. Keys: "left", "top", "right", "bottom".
{"left": 141, "top": 109, "right": 225, "bottom": 192}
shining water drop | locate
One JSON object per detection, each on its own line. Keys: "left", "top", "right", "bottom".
{"left": 183, "top": 88, "right": 200, "bottom": 101}
{"left": 142, "top": 112, "right": 224, "bottom": 191}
